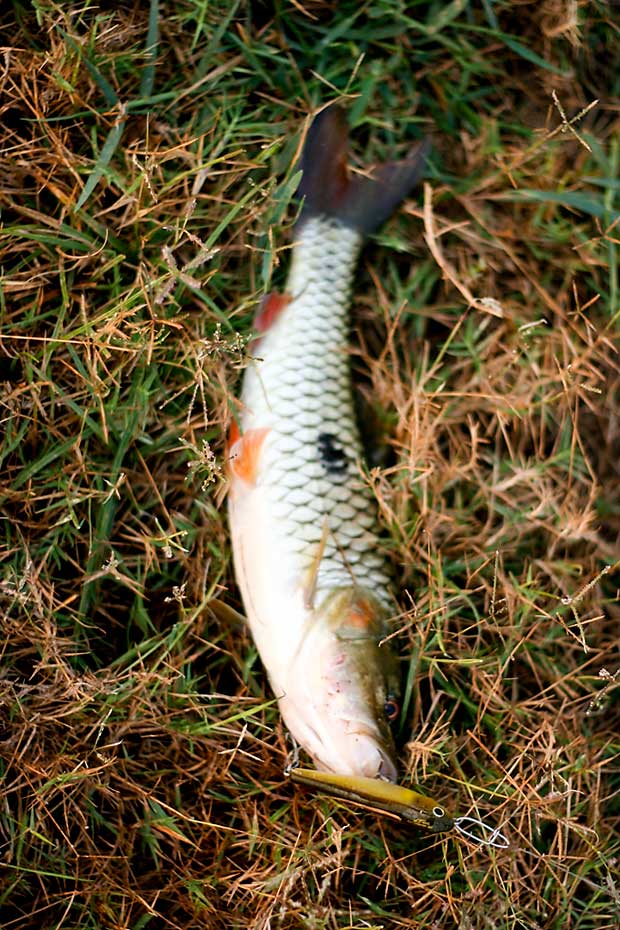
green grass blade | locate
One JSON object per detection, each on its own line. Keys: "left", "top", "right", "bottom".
{"left": 75, "top": 119, "right": 126, "bottom": 210}
{"left": 59, "top": 29, "right": 118, "bottom": 106}
{"left": 140, "top": 0, "right": 159, "bottom": 100}
{"left": 505, "top": 188, "right": 619, "bottom": 220}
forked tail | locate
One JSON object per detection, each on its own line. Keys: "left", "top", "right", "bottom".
{"left": 297, "top": 105, "right": 430, "bottom": 234}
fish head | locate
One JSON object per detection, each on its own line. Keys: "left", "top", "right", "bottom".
{"left": 282, "top": 587, "right": 400, "bottom": 781}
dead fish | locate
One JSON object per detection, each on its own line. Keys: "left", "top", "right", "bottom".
{"left": 228, "top": 105, "right": 428, "bottom": 780}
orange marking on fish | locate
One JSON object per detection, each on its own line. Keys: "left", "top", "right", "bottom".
{"left": 346, "top": 597, "right": 376, "bottom": 630}
{"left": 229, "top": 427, "right": 270, "bottom": 486}
{"left": 255, "top": 291, "right": 292, "bottom": 332}
{"left": 228, "top": 418, "right": 241, "bottom": 450}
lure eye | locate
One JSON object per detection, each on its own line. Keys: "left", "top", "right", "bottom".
{"left": 383, "top": 698, "right": 399, "bottom": 722}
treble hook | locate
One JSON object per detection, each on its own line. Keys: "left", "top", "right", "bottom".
{"left": 454, "top": 814, "right": 510, "bottom": 849}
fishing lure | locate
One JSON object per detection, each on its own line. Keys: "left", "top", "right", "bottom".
{"left": 288, "top": 766, "right": 509, "bottom": 848}
{"left": 289, "top": 766, "right": 454, "bottom": 833}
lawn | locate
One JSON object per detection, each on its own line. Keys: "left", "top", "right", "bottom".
{"left": 1, "top": 1, "right": 619, "bottom": 927}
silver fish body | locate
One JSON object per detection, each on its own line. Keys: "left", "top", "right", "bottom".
{"left": 240, "top": 217, "right": 391, "bottom": 597}
{"left": 228, "top": 107, "right": 428, "bottom": 779}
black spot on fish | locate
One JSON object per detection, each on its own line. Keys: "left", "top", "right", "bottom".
{"left": 317, "top": 432, "right": 348, "bottom": 476}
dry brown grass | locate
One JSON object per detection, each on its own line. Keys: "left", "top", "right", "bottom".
{"left": 1, "top": 2, "right": 619, "bottom": 928}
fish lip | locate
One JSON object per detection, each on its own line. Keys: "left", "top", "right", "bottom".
{"left": 344, "top": 720, "right": 398, "bottom": 781}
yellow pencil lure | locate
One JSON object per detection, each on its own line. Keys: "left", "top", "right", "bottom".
{"left": 288, "top": 767, "right": 510, "bottom": 847}
{"left": 290, "top": 767, "right": 454, "bottom": 832}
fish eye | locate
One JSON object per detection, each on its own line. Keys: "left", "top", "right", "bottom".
{"left": 383, "top": 697, "right": 399, "bottom": 722}
{"left": 433, "top": 806, "right": 445, "bottom": 818}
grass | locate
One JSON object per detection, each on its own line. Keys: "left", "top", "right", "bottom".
{"left": 1, "top": 0, "right": 620, "bottom": 926}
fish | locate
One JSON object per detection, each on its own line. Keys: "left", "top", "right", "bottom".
{"left": 227, "top": 105, "right": 428, "bottom": 781}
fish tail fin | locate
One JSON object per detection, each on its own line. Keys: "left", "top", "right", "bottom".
{"left": 297, "top": 105, "right": 430, "bottom": 234}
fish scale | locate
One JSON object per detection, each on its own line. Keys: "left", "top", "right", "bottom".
{"left": 240, "top": 216, "right": 392, "bottom": 597}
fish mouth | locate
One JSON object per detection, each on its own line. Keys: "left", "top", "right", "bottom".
{"left": 313, "top": 739, "right": 396, "bottom": 781}
{"left": 334, "top": 723, "right": 397, "bottom": 781}
{"left": 377, "top": 753, "right": 398, "bottom": 782}
{"left": 280, "top": 689, "right": 397, "bottom": 780}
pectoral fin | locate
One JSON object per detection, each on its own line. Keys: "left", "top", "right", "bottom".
{"left": 228, "top": 424, "right": 270, "bottom": 486}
